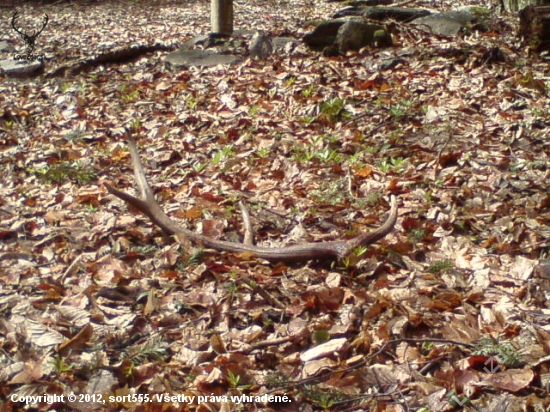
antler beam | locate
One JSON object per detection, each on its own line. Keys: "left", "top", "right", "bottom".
{"left": 11, "top": 11, "right": 22, "bottom": 36}
{"left": 105, "top": 137, "right": 397, "bottom": 263}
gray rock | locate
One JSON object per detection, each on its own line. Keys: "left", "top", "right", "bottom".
{"left": 249, "top": 31, "right": 273, "bottom": 59}
{"left": 303, "top": 19, "right": 353, "bottom": 50}
{"left": 0, "top": 58, "right": 43, "bottom": 77}
{"left": 0, "top": 40, "right": 14, "bottom": 53}
{"left": 181, "top": 33, "right": 232, "bottom": 50}
{"left": 333, "top": 6, "right": 431, "bottom": 21}
{"left": 413, "top": 10, "right": 477, "bottom": 37}
{"left": 332, "top": 6, "right": 367, "bottom": 18}
{"left": 272, "top": 37, "right": 299, "bottom": 49}
{"left": 377, "top": 57, "right": 406, "bottom": 71}
{"left": 165, "top": 49, "right": 241, "bottom": 68}
{"left": 336, "top": 21, "right": 390, "bottom": 52}
{"left": 361, "top": 7, "right": 432, "bottom": 22}
{"left": 182, "top": 35, "right": 212, "bottom": 48}
{"left": 346, "top": 0, "right": 393, "bottom": 6}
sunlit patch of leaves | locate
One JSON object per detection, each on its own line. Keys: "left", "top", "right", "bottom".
{"left": 60, "top": 82, "right": 72, "bottom": 93}
{"left": 407, "top": 228, "right": 426, "bottom": 243}
{"left": 301, "top": 385, "right": 348, "bottom": 409}
{"left": 510, "top": 159, "right": 548, "bottom": 173}
{"left": 249, "top": 105, "right": 260, "bottom": 116}
{"left": 447, "top": 389, "right": 471, "bottom": 408}
{"left": 427, "top": 259, "right": 455, "bottom": 274}
{"left": 264, "top": 372, "right": 289, "bottom": 389}
{"left": 378, "top": 156, "right": 406, "bottom": 173}
{"left": 78, "top": 351, "right": 105, "bottom": 379}
{"left": 299, "top": 115, "right": 316, "bottom": 126}
{"left": 292, "top": 138, "right": 343, "bottom": 164}
{"left": 422, "top": 190, "right": 435, "bottom": 205}
{"left": 185, "top": 94, "right": 198, "bottom": 109}
{"left": 267, "top": 88, "right": 277, "bottom": 99}
{"left": 128, "top": 118, "right": 141, "bottom": 132}
{"left": 421, "top": 341, "right": 434, "bottom": 355}
{"left": 389, "top": 128, "right": 405, "bottom": 144}
{"left": 119, "top": 83, "right": 140, "bottom": 102}
{"left": 314, "top": 147, "right": 342, "bottom": 163}
{"left": 123, "top": 90, "right": 140, "bottom": 102}
{"left": 347, "top": 152, "right": 364, "bottom": 166}
{"left": 388, "top": 100, "right": 414, "bottom": 120}
{"left": 224, "top": 281, "right": 239, "bottom": 301}
{"left": 291, "top": 145, "right": 313, "bottom": 162}
{"left": 254, "top": 147, "right": 270, "bottom": 158}
{"left": 224, "top": 203, "right": 237, "bottom": 218}
{"left": 310, "top": 178, "right": 347, "bottom": 205}
{"left": 318, "top": 98, "right": 352, "bottom": 125}
{"left": 301, "top": 84, "right": 316, "bottom": 98}
{"left": 338, "top": 245, "right": 368, "bottom": 270}
{"left": 365, "top": 190, "right": 382, "bottom": 206}
{"left": 212, "top": 145, "right": 236, "bottom": 164}
{"left": 121, "top": 336, "right": 169, "bottom": 366}
{"left": 64, "top": 129, "right": 86, "bottom": 141}
{"left": 2, "top": 0, "right": 548, "bottom": 409}
{"left": 474, "top": 336, "right": 523, "bottom": 367}
{"left": 191, "top": 161, "right": 208, "bottom": 173}
{"left": 531, "top": 107, "right": 549, "bottom": 119}
{"left": 284, "top": 76, "right": 296, "bottom": 87}
{"left": 364, "top": 144, "right": 380, "bottom": 154}
{"left": 130, "top": 244, "right": 158, "bottom": 255}
{"left": 319, "top": 133, "right": 340, "bottom": 146}
{"left": 33, "top": 161, "right": 96, "bottom": 185}
{"left": 467, "top": 6, "right": 491, "bottom": 15}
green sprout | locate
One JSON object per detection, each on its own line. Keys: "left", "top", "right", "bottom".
{"left": 427, "top": 259, "right": 454, "bottom": 274}
{"left": 52, "top": 355, "right": 73, "bottom": 374}
{"left": 312, "top": 330, "right": 331, "bottom": 345}
{"left": 33, "top": 161, "right": 96, "bottom": 185}
{"left": 227, "top": 370, "right": 241, "bottom": 388}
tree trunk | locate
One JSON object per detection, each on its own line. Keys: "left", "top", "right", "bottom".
{"left": 211, "top": 0, "right": 233, "bottom": 36}
{"left": 501, "top": 0, "right": 550, "bottom": 13}
{"left": 519, "top": 5, "right": 550, "bottom": 52}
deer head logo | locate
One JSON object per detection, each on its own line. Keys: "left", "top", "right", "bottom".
{"left": 11, "top": 11, "right": 49, "bottom": 55}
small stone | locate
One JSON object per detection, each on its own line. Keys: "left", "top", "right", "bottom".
{"left": 249, "top": 31, "right": 273, "bottom": 59}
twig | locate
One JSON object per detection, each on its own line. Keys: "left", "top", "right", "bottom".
{"left": 262, "top": 336, "right": 475, "bottom": 394}
{"left": 239, "top": 201, "right": 254, "bottom": 245}
{"left": 0, "top": 252, "right": 35, "bottom": 262}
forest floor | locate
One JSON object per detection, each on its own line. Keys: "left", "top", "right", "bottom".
{"left": 1, "top": 0, "right": 550, "bottom": 411}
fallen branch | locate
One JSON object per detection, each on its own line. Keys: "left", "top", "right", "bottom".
{"left": 105, "top": 136, "right": 398, "bottom": 263}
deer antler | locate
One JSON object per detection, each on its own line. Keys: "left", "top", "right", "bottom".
{"left": 34, "top": 14, "right": 49, "bottom": 38}
{"left": 11, "top": 11, "right": 48, "bottom": 53}
{"left": 11, "top": 11, "right": 23, "bottom": 36}
{"left": 105, "top": 136, "right": 398, "bottom": 263}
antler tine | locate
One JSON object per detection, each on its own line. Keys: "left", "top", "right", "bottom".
{"left": 35, "top": 14, "right": 49, "bottom": 36}
{"left": 11, "top": 11, "right": 22, "bottom": 35}
{"left": 105, "top": 134, "right": 398, "bottom": 263}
